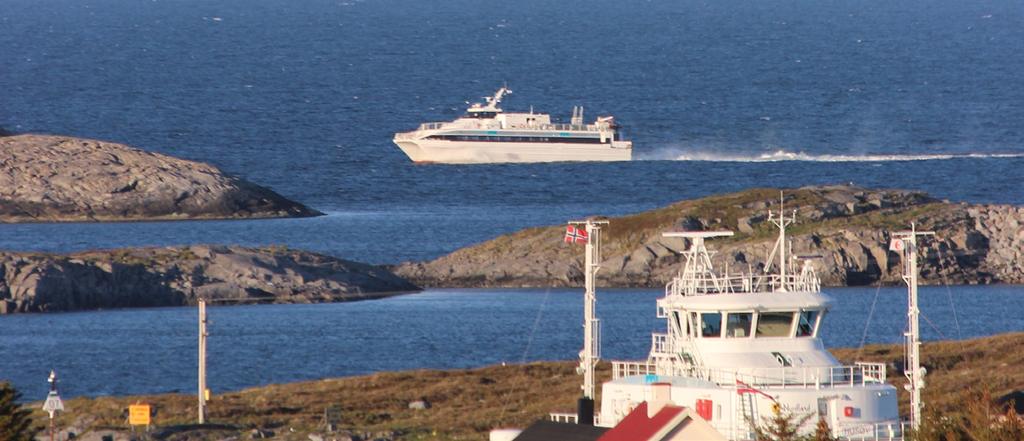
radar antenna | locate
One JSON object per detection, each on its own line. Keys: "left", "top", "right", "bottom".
{"left": 662, "top": 231, "right": 734, "bottom": 295}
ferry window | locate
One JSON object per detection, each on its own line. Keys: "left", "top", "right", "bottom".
{"left": 725, "top": 313, "right": 753, "bottom": 338}
{"left": 672, "top": 312, "right": 683, "bottom": 335}
{"left": 797, "top": 310, "right": 820, "bottom": 337}
{"left": 756, "top": 312, "right": 796, "bottom": 337}
{"left": 700, "top": 312, "right": 722, "bottom": 338}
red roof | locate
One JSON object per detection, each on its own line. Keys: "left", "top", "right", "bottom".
{"left": 598, "top": 403, "right": 686, "bottom": 441}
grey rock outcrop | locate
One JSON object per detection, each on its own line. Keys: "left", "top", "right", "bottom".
{"left": 394, "top": 185, "right": 1024, "bottom": 288}
{"left": 0, "top": 134, "right": 321, "bottom": 222}
{"left": 0, "top": 245, "right": 419, "bottom": 313}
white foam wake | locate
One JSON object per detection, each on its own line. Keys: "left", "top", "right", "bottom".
{"left": 650, "top": 149, "right": 1024, "bottom": 163}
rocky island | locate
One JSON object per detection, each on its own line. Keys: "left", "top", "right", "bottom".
{"left": 0, "top": 245, "right": 419, "bottom": 313}
{"left": 0, "top": 135, "right": 320, "bottom": 222}
{"left": 395, "top": 185, "right": 1024, "bottom": 288}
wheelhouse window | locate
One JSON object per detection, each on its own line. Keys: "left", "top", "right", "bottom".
{"left": 700, "top": 312, "right": 722, "bottom": 338}
{"left": 466, "top": 111, "right": 497, "bottom": 119}
{"left": 725, "top": 312, "right": 753, "bottom": 338}
{"left": 672, "top": 311, "right": 683, "bottom": 336}
{"left": 756, "top": 312, "right": 796, "bottom": 337}
{"left": 797, "top": 310, "right": 820, "bottom": 337}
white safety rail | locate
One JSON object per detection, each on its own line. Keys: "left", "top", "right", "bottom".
{"left": 412, "top": 121, "right": 607, "bottom": 133}
{"left": 548, "top": 412, "right": 578, "bottom": 424}
{"left": 709, "top": 421, "right": 905, "bottom": 441}
{"left": 417, "top": 122, "right": 447, "bottom": 131}
{"left": 611, "top": 361, "right": 887, "bottom": 388}
{"left": 547, "top": 412, "right": 606, "bottom": 426}
{"left": 612, "top": 360, "right": 657, "bottom": 379}
{"left": 665, "top": 273, "right": 820, "bottom": 297}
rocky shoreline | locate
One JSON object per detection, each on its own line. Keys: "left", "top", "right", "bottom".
{"left": 394, "top": 185, "right": 1024, "bottom": 288}
{"left": 0, "top": 245, "right": 419, "bottom": 314}
{"left": 0, "top": 135, "right": 321, "bottom": 222}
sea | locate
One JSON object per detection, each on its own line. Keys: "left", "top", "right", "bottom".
{"left": 1, "top": 0, "right": 1023, "bottom": 399}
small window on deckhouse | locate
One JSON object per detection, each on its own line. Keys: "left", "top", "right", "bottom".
{"left": 796, "top": 310, "right": 820, "bottom": 337}
{"left": 725, "top": 312, "right": 753, "bottom": 338}
{"left": 700, "top": 312, "right": 722, "bottom": 338}
{"left": 672, "top": 311, "right": 683, "bottom": 335}
{"left": 756, "top": 312, "right": 796, "bottom": 337}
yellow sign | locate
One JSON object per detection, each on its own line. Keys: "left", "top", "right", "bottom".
{"left": 129, "top": 404, "right": 151, "bottom": 426}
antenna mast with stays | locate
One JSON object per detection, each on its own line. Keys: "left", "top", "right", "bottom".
{"left": 765, "top": 192, "right": 797, "bottom": 291}
{"left": 569, "top": 219, "right": 607, "bottom": 401}
{"left": 890, "top": 223, "right": 934, "bottom": 431}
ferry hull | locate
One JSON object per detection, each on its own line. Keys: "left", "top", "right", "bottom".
{"left": 393, "top": 138, "right": 632, "bottom": 164}
{"left": 600, "top": 376, "right": 900, "bottom": 440}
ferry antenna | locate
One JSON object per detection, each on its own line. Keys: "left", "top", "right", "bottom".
{"left": 765, "top": 192, "right": 797, "bottom": 291}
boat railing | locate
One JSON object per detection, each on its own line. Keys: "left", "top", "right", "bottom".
{"left": 666, "top": 273, "right": 819, "bottom": 296}
{"left": 548, "top": 411, "right": 606, "bottom": 426}
{"left": 612, "top": 360, "right": 658, "bottom": 379}
{"left": 406, "top": 121, "right": 612, "bottom": 134}
{"left": 416, "top": 122, "right": 447, "bottom": 131}
{"left": 537, "top": 123, "right": 602, "bottom": 132}
{"left": 610, "top": 361, "right": 887, "bottom": 388}
{"left": 710, "top": 420, "right": 904, "bottom": 441}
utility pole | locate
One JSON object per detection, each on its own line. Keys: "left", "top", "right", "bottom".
{"left": 891, "top": 224, "right": 934, "bottom": 430}
{"left": 198, "top": 298, "right": 208, "bottom": 424}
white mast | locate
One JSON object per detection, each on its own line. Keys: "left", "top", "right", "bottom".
{"left": 570, "top": 219, "right": 607, "bottom": 400}
{"left": 891, "top": 223, "right": 934, "bottom": 430}
{"left": 198, "top": 298, "right": 208, "bottom": 424}
{"left": 766, "top": 192, "right": 796, "bottom": 291}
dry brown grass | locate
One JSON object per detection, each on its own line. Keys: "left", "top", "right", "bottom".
{"left": 28, "top": 333, "right": 1024, "bottom": 440}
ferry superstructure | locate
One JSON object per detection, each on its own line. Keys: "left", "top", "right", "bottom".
{"left": 393, "top": 87, "right": 632, "bottom": 163}
{"left": 556, "top": 201, "right": 914, "bottom": 440}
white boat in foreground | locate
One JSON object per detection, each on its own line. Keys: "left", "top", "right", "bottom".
{"left": 545, "top": 197, "right": 936, "bottom": 440}
{"left": 393, "top": 87, "right": 632, "bottom": 164}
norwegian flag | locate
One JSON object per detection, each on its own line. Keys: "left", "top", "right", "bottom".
{"left": 736, "top": 380, "right": 777, "bottom": 402}
{"left": 564, "top": 225, "right": 589, "bottom": 244}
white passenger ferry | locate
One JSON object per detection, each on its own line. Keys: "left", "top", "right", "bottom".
{"left": 550, "top": 200, "right": 933, "bottom": 440}
{"left": 393, "top": 87, "right": 632, "bottom": 163}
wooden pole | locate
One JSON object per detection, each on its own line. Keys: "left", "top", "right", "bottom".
{"left": 198, "top": 298, "right": 207, "bottom": 424}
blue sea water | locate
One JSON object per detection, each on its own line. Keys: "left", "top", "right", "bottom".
{"left": 1, "top": 0, "right": 1023, "bottom": 262}
{"left": 1, "top": 0, "right": 1023, "bottom": 398}
{"left": 2, "top": 286, "right": 1022, "bottom": 400}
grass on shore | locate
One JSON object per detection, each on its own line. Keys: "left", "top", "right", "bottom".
{"left": 29, "top": 333, "right": 1024, "bottom": 441}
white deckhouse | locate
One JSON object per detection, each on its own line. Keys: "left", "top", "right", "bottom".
{"left": 556, "top": 200, "right": 921, "bottom": 441}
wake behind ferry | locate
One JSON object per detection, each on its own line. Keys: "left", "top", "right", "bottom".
{"left": 393, "top": 87, "right": 633, "bottom": 164}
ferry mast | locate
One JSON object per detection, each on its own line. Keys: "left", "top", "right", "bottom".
{"left": 569, "top": 219, "right": 607, "bottom": 423}
{"left": 766, "top": 192, "right": 796, "bottom": 291}
{"left": 891, "top": 224, "right": 934, "bottom": 430}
